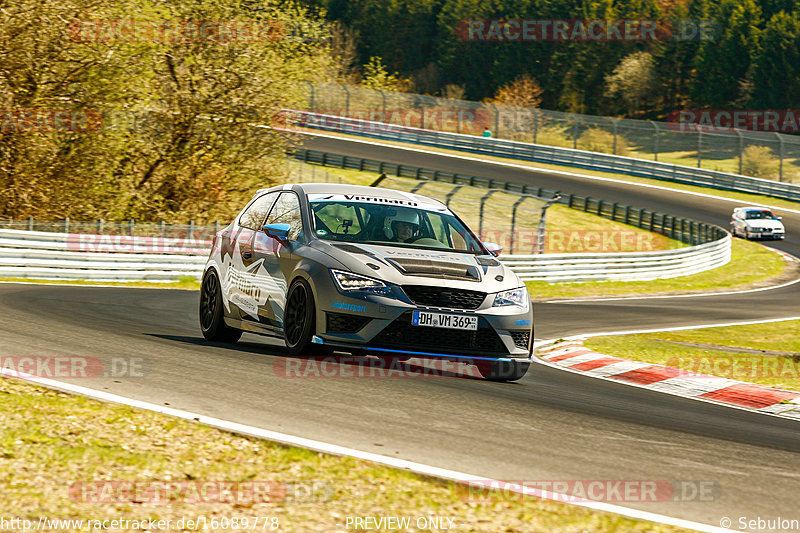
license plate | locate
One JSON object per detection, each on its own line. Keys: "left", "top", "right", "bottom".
{"left": 411, "top": 311, "right": 478, "bottom": 330}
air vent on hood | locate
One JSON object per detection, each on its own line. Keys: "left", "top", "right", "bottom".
{"left": 387, "top": 258, "right": 481, "bottom": 281}
{"left": 331, "top": 243, "right": 373, "bottom": 255}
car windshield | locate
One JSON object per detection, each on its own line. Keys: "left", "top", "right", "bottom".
{"left": 309, "top": 198, "right": 486, "bottom": 254}
{"left": 745, "top": 210, "right": 777, "bottom": 220}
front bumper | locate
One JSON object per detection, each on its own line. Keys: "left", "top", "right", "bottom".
{"left": 315, "top": 284, "right": 533, "bottom": 360}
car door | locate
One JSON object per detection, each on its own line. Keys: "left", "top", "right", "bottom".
{"left": 251, "top": 191, "right": 304, "bottom": 328}
{"left": 227, "top": 192, "right": 279, "bottom": 320}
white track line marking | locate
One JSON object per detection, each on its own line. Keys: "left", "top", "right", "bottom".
{"left": 299, "top": 130, "right": 800, "bottom": 215}
{"left": 546, "top": 276, "right": 800, "bottom": 303}
{"left": 553, "top": 315, "right": 800, "bottom": 339}
{"left": 1, "top": 369, "right": 729, "bottom": 533}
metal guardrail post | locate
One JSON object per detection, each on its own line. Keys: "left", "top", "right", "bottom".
{"left": 445, "top": 185, "right": 463, "bottom": 208}
{"left": 129, "top": 218, "right": 135, "bottom": 236}
{"left": 478, "top": 189, "right": 500, "bottom": 240}
{"left": 97, "top": 219, "right": 103, "bottom": 233}
{"left": 651, "top": 121, "right": 660, "bottom": 161}
{"left": 307, "top": 81, "right": 315, "bottom": 112}
{"left": 697, "top": 130, "right": 703, "bottom": 168}
{"left": 737, "top": 131, "right": 743, "bottom": 175}
{"left": 64, "top": 217, "right": 69, "bottom": 233}
{"left": 27, "top": 217, "right": 33, "bottom": 231}
{"left": 509, "top": 195, "right": 529, "bottom": 254}
{"left": 341, "top": 85, "right": 350, "bottom": 116}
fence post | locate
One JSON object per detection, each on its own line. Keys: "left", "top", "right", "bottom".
{"left": 341, "top": 85, "right": 350, "bottom": 116}
{"left": 612, "top": 119, "right": 618, "bottom": 155}
{"left": 129, "top": 218, "right": 135, "bottom": 236}
{"left": 188, "top": 220, "right": 194, "bottom": 239}
{"left": 27, "top": 216, "right": 33, "bottom": 231}
{"left": 536, "top": 194, "right": 561, "bottom": 254}
{"left": 478, "top": 189, "right": 500, "bottom": 240}
{"left": 651, "top": 121, "right": 659, "bottom": 161}
{"left": 97, "top": 219, "right": 103, "bottom": 233}
{"left": 573, "top": 116, "right": 579, "bottom": 149}
{"left": 64, "top": 217, "right": 69, "bottom": 233}
{"left": 160, "top": 220, "right": 166, "bottom": 238}
{"left": 509, "top": 196, "right": 528, "bottom": 254}
{"left": 737, "top": 131, "right": 743, "bottom": 175}
{"left": 777, "top": 132, "right": 784, "bottom": 182}
{"left": 533, "top": 110, "right": 539, "bottom": 144}
{"left": 307, "top": 81, "right": 315, "bottom": 112}
{"left": 697, "top": 130, "right": 703, "bottom": 168}
{"left": 379, "top": 89, "right": 386, "bottom": 122}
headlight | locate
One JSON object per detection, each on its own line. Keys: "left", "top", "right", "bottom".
{"left": 493, "top": 287, "right": 529, "bottom": 308}
{"left": 331, "top": 269, "right": 388, "bottom": 293}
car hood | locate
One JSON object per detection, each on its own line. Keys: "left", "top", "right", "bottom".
{"left": 310, "top": 240, "right": 522, "bottom": 292}
{"left": 745, "top": 219, "right": 784, "bottom": 230}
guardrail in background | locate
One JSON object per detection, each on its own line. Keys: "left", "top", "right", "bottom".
{"left": 301, "top": 83, "right": 800, "bottom": 183}
{"left": 0, "top": 228, "right": 208, "bottom": 282}
{"left": 287, "top": 110, "right": 800, "bottom": 203}
{"left": 1, "top": 149, "right": 732, "bottom": 283}
{"left": 291, "top": 148, "right": 728, "bottom": 248}
{"left": 502, "top": 236, "right": 731, "bottom": 282}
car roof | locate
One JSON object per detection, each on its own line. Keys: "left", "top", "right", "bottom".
{"left": 257, "top": 182, "right": 446, "bottom": 207}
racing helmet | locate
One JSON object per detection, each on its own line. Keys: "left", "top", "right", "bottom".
{"left": 386, "top": 210, "right": 420, "bottom": 239}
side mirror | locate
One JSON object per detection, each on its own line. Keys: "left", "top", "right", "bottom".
{"left": 263, "top": 222, "right": 291, "bottom": 243}
{"left": 484, "top": 242, "right": 503, "bottom": 257}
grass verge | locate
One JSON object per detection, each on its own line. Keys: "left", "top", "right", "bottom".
{"left": 584, "top": 319, "right": 800, "bottom": 392}
{"left": 0, "top": 376, "right": 692, "bottom": 532}
{"left": 527, "top": 238, "right": 788, "bottom": 300}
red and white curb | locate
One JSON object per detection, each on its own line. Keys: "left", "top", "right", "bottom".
{"left": 537, "top": 339, "right": 800, "bottom": 419}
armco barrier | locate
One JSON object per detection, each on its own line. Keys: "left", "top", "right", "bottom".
{"left": 0, "top": 198, "right": 730, "bottom": 284}
{"left": 291, "top": 148, "right": 728, "bottom": 248}
{"left": 0, "top": 229, "right": 208, "bottom": 282}
{"left": 505, "top": 236, "right": 732, "bottom": 282}
{"left": 287, "top": 110, "right": 800, "bottom": 203}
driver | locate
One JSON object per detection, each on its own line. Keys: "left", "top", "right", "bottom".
{"left": 386, "top": 210, "right": 421, "bottom": 242}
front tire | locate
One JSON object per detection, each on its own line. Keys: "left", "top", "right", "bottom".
{"left": 199, "top": 270, "right": 242, "bottom": 343}
{"left": 283, "top": 278, "right": 326, "bottom": 356}
{"left": 476, "top": 359, "right": 530, "bottom": 382}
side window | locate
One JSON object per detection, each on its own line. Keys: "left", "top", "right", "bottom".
{"left": 240, "top": 193, "right": 278, "bottom": 230}
{"left": 265, "top": 192, "right": 303, "bottom": 241}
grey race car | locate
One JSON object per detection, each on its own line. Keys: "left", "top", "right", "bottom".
{"left": 199, "top": 183, "right": 533, "bottom": 381}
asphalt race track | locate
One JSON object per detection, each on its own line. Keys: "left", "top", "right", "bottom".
{"left": 2, "top": 134, "right": 800, "bottom": 530}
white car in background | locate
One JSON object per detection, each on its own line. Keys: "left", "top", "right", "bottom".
{"left": 731, "top": 207, "right": 785, "bottom": 240}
